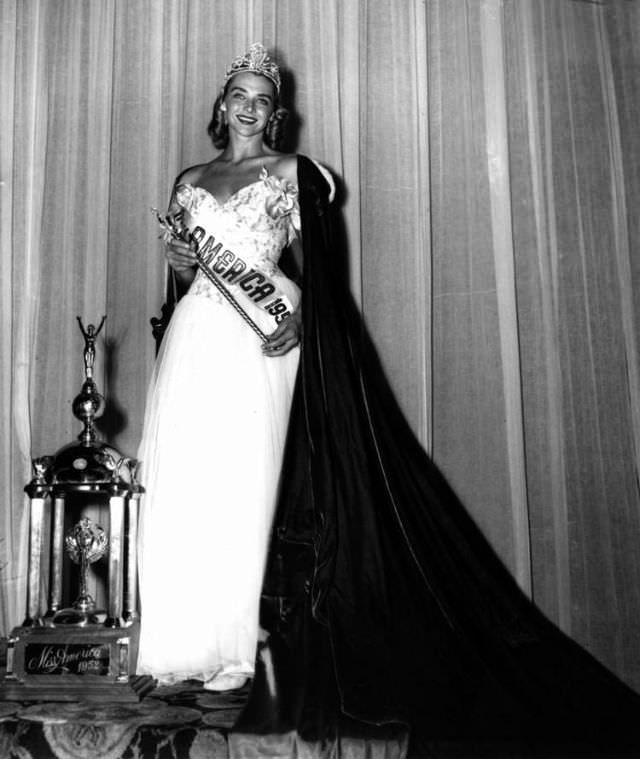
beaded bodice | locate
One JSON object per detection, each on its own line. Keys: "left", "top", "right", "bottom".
{"left": 173, "top": 168, "right": 299, "bottom": 301}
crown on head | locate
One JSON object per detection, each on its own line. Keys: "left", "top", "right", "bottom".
{"left": 225, "top": 43, "right": 281, "bottom": 93}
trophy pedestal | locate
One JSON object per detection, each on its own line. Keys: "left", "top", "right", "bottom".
{"left": 0, "top": 621, "right": 155, "bottom": 702}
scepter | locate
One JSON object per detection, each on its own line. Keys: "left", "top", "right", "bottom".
{"left": 151, "top": 208, "right": 268, "bottom": 343}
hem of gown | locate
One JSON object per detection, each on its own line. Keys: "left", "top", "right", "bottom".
{"left": 139, "top": 661, "right": 255, "bottom": 688}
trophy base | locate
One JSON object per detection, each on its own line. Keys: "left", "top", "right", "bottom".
{"left": 0, "top": 621, "right": 156, "bottom": 703}
{"left": 0, "top": 674, "right": 155, "bottom": 703}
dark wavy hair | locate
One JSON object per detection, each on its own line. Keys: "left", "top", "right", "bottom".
{"left": 207, "top": 80, "right": 289, "bottom": 151}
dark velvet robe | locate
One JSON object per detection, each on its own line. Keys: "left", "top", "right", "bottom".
{"left": 234, "top": 155, "right": 640, "bottom": 748}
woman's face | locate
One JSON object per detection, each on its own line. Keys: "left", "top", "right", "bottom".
{"left": 223, "top": 71, "right": 276, "bottom": 139}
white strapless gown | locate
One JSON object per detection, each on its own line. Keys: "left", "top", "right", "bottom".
{"left": 136, "top": 170, "right": 300, "bottom": 688}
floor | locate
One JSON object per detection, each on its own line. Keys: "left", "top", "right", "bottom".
{"left": 1, "top": 636, "right": 637, "bottom": 759}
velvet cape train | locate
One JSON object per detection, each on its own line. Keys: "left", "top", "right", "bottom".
{"left": 230, "top": 155, "right": 640, "bottom": 746}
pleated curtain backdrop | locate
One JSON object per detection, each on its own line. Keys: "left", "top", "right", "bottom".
{"left": 1, "top": 0, "right": 639, "bottom": 692}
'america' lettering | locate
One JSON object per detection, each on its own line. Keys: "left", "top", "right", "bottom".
{"left": 248, "top": 282, "right": 276, "bottom": 302}
{"left": 188, "top": 226, "right": 295, "bottom": 326}
{"left": 221, "top": 259, "right": 247, "bottom": 283}
{"left": 200, "top": 238, "right": 223, "bottom": 262}
{"left": 213, "top": 250, "right": 235, "bottom": 274}
{"left": 191, "top": 226, "right": 207, "bottom": 245}
{"left": 238, "top": 271, "right": 264, "bottom": 290}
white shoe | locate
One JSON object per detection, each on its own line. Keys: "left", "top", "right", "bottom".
{"left": 203, "top": 673, "right": 249, "bottom": 691}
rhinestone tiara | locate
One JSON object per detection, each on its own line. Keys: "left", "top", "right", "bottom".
{"left": 225, "top": 43, "right": 281, "bottom": 93}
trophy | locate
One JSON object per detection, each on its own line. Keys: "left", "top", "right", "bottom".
{"left": 0, "top": 315, "right": 154, "bottom": 702}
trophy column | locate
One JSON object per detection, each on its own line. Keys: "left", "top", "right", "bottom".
{"left": 45, "top": 492, "right": 66, "bottom": 621}
{"left": 22, "top": 473, "right": 49, "bottom": 628}
{"left": 106, "top": 489, "right": 125, "bottom": 628}
{"left": 123, "top": 484, "right": 141, "bottom": 624}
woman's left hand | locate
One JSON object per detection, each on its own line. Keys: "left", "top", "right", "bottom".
{"left": 262, "top": 310, "right": 301, "bottom": 357}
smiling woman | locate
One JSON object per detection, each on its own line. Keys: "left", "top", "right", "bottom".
{"left": 135, "top": 43, "right": 306, "bottom": 692}
{"left": 207, "top": 66, "right": 291, "bottom": 183}
{"left": 227, "top": 78, "right": 274, "bottom": 125}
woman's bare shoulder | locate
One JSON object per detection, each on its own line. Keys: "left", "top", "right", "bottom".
{"left": 267, "top": 153, "right": 298, "bottom": 184}
{"left": 175, "top": 162, "right": 210, "bottom": 187}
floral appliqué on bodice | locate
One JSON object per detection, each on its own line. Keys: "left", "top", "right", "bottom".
{"left": 173, "top": 167, "right": 300, "bottom": 303}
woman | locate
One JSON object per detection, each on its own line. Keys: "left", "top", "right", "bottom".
{"left": 137, "top": 43, "right": 313, "bottom": 691}
{"left": 138, "top": 43, "right": 640, "bottom": 749}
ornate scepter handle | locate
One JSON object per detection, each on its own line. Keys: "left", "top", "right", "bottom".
{"left": 151, "top": 208, "right": 268, "bottom": 343}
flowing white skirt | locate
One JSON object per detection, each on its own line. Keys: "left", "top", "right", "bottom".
{"left": 136, "top": 278, "right": 300, "bottom": 685}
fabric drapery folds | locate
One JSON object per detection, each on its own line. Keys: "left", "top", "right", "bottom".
{"left": 4, "top": 1, "right": 640, "bottom": 673}
{"left": 235, "top": 156, "right": 640, "bottom": 749}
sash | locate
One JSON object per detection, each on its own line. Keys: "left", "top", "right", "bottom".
{"left": 190, "top": 224, "right": 294, "bottom": 329}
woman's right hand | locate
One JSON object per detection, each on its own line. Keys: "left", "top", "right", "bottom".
{"left": 165, "top": 238, "right": 197, "bottom": 281}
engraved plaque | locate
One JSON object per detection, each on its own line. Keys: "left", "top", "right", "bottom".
{"left": 24, "top": 643, "right": 110, "bottom": 676}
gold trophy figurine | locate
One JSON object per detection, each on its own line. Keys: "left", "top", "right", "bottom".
{"left": 76, "top": 315, "right": 106, "bottom": 381}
